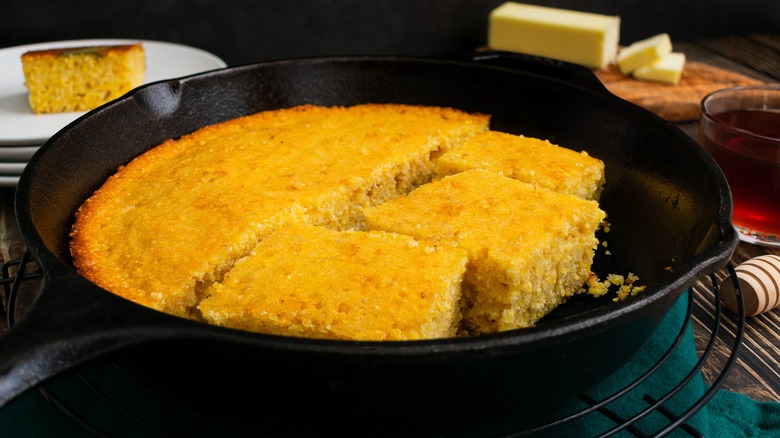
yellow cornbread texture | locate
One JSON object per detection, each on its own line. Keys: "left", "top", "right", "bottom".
{"left": 21, "top": 43, "right": 145, "bottom": 114}
{"left": 70, "top": 104, "right": 489, "bottom": 319}
{"left": 199, "top": 224, "right": 469, "bottom": 341}
{"left": 435, "top": 131, "right": 605, "bottom": 200}
{"left": 364, "top": 170, "right": 606, "bottom": 334}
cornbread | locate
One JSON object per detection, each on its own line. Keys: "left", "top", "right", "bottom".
{"left": 21, "top": 43, "right": 145, "bottom": 114}
{"left": 70, "top": 104, "right": 489, "bottom": 319}
{"left": 364, "top": 170, "right": 606, "bottom": 334}
{"left": 435, "top": 131, "right": 605, "bottom": 200}
{"left": 199, "top": 224, "right": 469, "bottom": 341}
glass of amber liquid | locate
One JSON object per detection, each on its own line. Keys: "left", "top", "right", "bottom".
{"left": 700, "top": 86, "right": 780, "bottom": 247}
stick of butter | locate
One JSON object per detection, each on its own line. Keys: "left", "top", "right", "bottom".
{"left": 633, "top": 52, "right": 686, "bottom": 85}
{"left": 617, "top": 33, "right": 673, "bottom": 74}
{"left": 488, "top": 2, "right": 620, "bottom": 70}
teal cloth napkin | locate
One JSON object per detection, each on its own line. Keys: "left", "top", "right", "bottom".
{"left": 541, "top": 289, "right": 780, "bottom": 437}
{"left": 2, "top": 291, "right": 779, "bottom": 437}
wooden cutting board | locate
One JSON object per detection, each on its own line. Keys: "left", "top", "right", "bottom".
{"left": 594, "top": 61, "right": 765, "bottom": 122}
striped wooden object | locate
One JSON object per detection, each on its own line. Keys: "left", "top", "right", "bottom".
{"left": 720, "top": 254, "right": 780, "bottom": 317}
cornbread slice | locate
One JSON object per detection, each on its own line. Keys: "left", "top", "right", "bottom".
{"left": 21, "top": 43, "right": 145, "bottom": 114}
{"left": 364, "top": 170, "right": 606, "bottom": 334}
{"left": 199, "top": 224, "right": 469, "bottom": 341}
{"left": 435, "top": 131, "right": 605, "bottom": 200}
{"left": 70, "top": 104, "right": 489, "bottom": 319}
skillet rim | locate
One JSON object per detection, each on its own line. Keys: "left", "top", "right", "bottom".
{"left": 13, "top": 54, "right": 739, "bottom": 358}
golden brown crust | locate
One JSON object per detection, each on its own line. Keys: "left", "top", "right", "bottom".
{"left": 21, "top": 43, "right": 143, "bottom": 59}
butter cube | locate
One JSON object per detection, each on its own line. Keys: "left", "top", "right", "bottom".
{"left": 488, "top": 2, "right": 620, "bottom": 70}
{"left": 633, "top": 52, "right": 686, "bottom": 85}
{"left": 617, "top": 33, "right": 673, "bottom": 74}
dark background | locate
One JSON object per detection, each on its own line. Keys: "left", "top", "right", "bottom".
{"left": 2, "top": 0, "right": 778, "bottom": 65}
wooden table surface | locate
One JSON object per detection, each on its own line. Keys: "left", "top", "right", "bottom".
{"left": 673, "top": 34, "right": 780, "bottom": 403}
{"left": 0, "top": 34, "right": 778, "bottom": 410}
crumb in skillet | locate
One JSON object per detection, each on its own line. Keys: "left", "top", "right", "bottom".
{"left": 613, "top": 273, "right": 646, "bottom": 301}
{"left": 581, "top": 271, "right": 646, "bottom": 301}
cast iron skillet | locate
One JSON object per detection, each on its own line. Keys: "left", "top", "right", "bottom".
{"left": 1, "top": 53, "right": 737, "bottom": 436}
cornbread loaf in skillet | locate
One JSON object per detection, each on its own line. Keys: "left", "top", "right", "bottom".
{"left": 21, "top": 43, "right": 145, "bottom": 114}
{"left": 70, "top": 104, "right": 489, "bottom": 319}
{"left": 199, "top": 224, "right": 469, "bottom": 341}
{"left": 435, "top": 131, "right": 605, "bottom": 200}
{"left": 363, "top": 169, "right": 606, "bottom": 334}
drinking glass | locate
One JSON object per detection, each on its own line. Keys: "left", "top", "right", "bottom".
{"left": 699, "top": 86, "right": 780, "bottom": 247}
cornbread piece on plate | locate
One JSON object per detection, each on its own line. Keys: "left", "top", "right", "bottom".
{"left": 364, "top": 169, "right": 606, "bottom": 334}
{"left": 70, "top": 104, "right": 489, "bottom": 319}
{"left": 435, "top": 130, "right": 605, "bottom": 200}
{"left": 21, "top": 43, "right": 145, "bottom": 114}
{"left": 199, "top": 224, "right": 469, "bottom": 341}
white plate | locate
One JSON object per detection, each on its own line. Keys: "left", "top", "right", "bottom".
{"left": 0, "top": 175, "right": 19, "bottom": 188}
{"left": 0, "top": 39, "right": 227, "bottom": 146}
{"left": 0, "top": 161, "right": 28, "bottom": 175}
{"left": 0, "top": 145, "right": 39, "bottom": 161}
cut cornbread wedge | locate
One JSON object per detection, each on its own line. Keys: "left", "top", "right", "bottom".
{"left": 488, "top": 2, "right": 620, "bottom": 70}
{"left": 21, "top": 43, "right": 145, "bottom": 114}
{"left": 364, "top": 170, "right": 606, "bottom": 334}
{"left": 633, "top": 52, "right": 686, "bottom": 85}
{"left": 617, "top": 33, "right": 673, "bottom": 75}
{"left": 435, "top": 131, "right": 605, "bottom": 200}
{"left": 70, "top": 104, "right": 489, "bottom": 319}
{"left": 199, "top": 224, "right": 469, "bottom": 341}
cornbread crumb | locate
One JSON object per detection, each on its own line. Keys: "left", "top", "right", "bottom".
{"left": 582, "top": 271, "right": 646, "bottom": 301}
{"left": 613, "top": 273, "right": 646, "bottom": 301}
{"left": 435, "top": 131, "right": 605, "bottom": 200}
{"left": 199, "top": 224, "right": 469, "bottom": 341}
{"left": 364, "top": 169, "right": 606, "bottom": 333}
{"left": 21, "top": 43, "right": 145, "bottom": 114}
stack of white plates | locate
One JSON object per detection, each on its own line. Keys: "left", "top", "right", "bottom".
{"left": 0, "top": 39, "right": 227, "bottom": 188}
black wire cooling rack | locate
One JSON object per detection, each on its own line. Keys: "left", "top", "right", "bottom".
{"left": 1, "top": 254, "right": 746, "bottom": 438}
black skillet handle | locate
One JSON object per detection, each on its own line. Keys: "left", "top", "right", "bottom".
{"left": 467, "top": 50, "right": 611, "bottom": 95}
{"left": 0, "top": 260, "right": 201, "bottom": 409}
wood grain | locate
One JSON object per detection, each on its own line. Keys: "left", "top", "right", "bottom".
{"left": 595, "top": 60, "right": 765, "bottom": 122}
{"left": 692, "top": 243, "right": 780, "bottom": 402}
